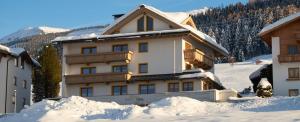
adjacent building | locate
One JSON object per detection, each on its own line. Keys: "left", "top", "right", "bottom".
{"left": 259, "top": 12, "right": 300, "bottom": 96}
{"left": 54, "top": 4, "right": 235, "bottom": 104}
{"left": 0, "top": 44, "right": 40, "bottom": 113}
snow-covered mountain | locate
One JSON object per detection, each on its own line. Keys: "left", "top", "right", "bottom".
{"left": 0, "top": 26, "right": 70, "bottom": 43}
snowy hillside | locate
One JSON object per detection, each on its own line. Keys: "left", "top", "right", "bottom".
{"left": 215, "top": 54, "right": 272, "bottom": 91}
{"left": 1, "top": 96, "right": 300, "bottom": 122}
{"left": 0, "top": 26, "right": 70, "bottom": 43}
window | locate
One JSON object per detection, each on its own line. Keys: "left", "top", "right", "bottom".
{"left": 289, "top": 89, "right": 299, "bottom": 96}
{"left": 139, "top": 63, "right": 148, "bottom": 73}
{"left": 139, "top": 43, "right": 148, "bottom": 52}
{"left": 137, "top": 17, "right": 144, "bottom": 32}
{"left": 14, "top": 58, "right": 18, "bottom": 67}
{"left": 81, "top": 67, "right": 96, "bottom": 75}
{"left": 288, "top": 68, "right": 300, "bottom": 79}
{"left": 112, "top": 65, "right": 128, "bottom": 73}
{"left": 168, "top": 83, "right": 179, "bottom": 92}
{"left": 22, "top": 98, "right": 26, "bottom": 108}
{"left": 139, "top": 84, "right": 155, "bottom": 94}
{"left": 288, "top": 45, "right": 299, "bottom": 55}
{"left": 112, "top": 44, "right": 128, "bottom": 52}
{"left": 23, "top": 80, "right": 27, "bottom": 89}
{"left": 146, "top": 16, "right": 153, "bottom": 31}
{"left": 21, "top": 58, "right": 25, "bottom": 69}
{"left": 182, "top": 82, "right": 193, "bottom": 91}
{"left": 203, "top": 82, "right": 209, "bottom": 90}
{"left": 112, "top": 86, "right": 127, "bottom": 96}
{"left": 81, "top": 87, "right": 93, "bottom": 97}
{"left": 137, "top": 16, "right": 153, "bottom": 32}
{"left": 14, "top": 77, "right": 17, "bottom": 86}
{"left": 82, "top": 47, "right": 97, "bottom": 55}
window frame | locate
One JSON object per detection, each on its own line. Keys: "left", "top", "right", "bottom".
{"left": 112, "top": 85, "right": 128, "bottom": 96}
{"left": 139, "top": 84, "right": 155, "bottom": 94}
{"left": 289, "top": 89, "right": 299, "bottom": 96}
{"left": 80, "top": 87, "right": 93, "bottom": 97}
{"left": 81, "top": 67, "right": 97, "bottom": 75}
{"left": 168, "top": 83, "right": 179, "bottom": 92}
{"left": 112, "top": 44, "right": 128, "bottom": 52}
{"left": 81, "top": 46, "right": 97, "bottom": 55}
{"left": 21, "top": 57, "right": 25, "bottom": 69}
{"left": 137, "top": 16, "right": 144, "bottom": 32}
{"left": 182, "top": 82, "right": 194, "bottom": 91}
{"left": 288, "top": 67, "right": 300, "bottom": 79}
{"left": 138, "top": 63, "right": 148, "bottom": 74}
{"left": 112, "top": 65, "right": 128, "bottom": 73}
{"left": 146, "top": 16, "right": 154, "bottom": 31}
{"left": 138, "top": 42, "right": 148, "bottom": 53}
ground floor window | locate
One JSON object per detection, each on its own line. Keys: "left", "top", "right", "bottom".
{"left": 182, "top": 82, "right": 193, "bottom": 91}
{"left": 112, "top": 85, "right": 127, "bottom": 95}
{"left": 289, "top": 89, "right": 299, "bottom": 96}
{"left": 168, "top": 83, "right": 179, "bottom": 92}
{"left": 139, "top": 84, "right": 155, "bottom": 94}
{"left": 81, "top": 87, "right": 93, "bottom": 97}
{"left": 203, "top": 82, "right": 209, "bottom": 90}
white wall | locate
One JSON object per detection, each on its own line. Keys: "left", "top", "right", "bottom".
{"left": 272, "top": 37, "right": 300, "bottom": 96}
{"left": 0, "top": 55, "right": 32, "bottom": 113}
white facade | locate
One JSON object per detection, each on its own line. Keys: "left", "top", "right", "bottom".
{"left": 0, "top": 53, "right": 34, "bottom": 113}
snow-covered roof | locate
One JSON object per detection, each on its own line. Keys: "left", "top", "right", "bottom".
{"left": 259, "top": 12, "right": 300, "bottom": 36}
{"left": 53, "top": 29, "right": 190, "bottom": 42}
{"left": 179, "top": 71, "right": 224, "bottom": 88}
{"left": 188, "top": 7, "right": 210, "bottom": 15}
{"left": 0, "top": 44, "right": 40, "bottom": 67}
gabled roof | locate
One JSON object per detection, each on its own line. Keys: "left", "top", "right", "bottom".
{"left": 0, "top": 44, "right": 40, "bottom": 67}
{"left": 101, "top": 4, "right": 228, "bottom": 56}
{"left": 259, "top": 12, "right": 300, "bottom": 36}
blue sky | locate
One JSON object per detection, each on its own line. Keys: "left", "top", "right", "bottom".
{"left": 0, "top": 0, "right": 247, "bottom": 38}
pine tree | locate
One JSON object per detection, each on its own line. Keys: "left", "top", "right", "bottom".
{"left": 32, "top": 44, "right": 61, "bottom": 102}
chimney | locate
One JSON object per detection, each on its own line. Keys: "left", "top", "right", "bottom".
{"left": 112, "top": 14, "right": 125, "bottom": 20}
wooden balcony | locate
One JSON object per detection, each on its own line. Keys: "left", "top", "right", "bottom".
{"left": 65, "top": 72, "right": 132, "bottom": 84}
{"left": 278, "top": 55, "right": 300, "bottom": 63}
{"left": 65, "top": 51, "right": 133, "bottom": 64}
{"left": 184, "top": 49, "right": 214, "bottom": 70}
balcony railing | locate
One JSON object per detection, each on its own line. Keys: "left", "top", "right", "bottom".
{"left": 278, "top": 55, "right": 300, "bottom": 63}
{"left": 65, "top": 72, "right": 132, "bottom": 84}
{"left": 184, "top": 49, "right": 214, "bottom": 70}
{"left": 65, "top": 51, "right": 133, "bottom": 64}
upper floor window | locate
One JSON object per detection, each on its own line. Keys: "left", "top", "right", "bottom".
{"left": 182, "top": 82, "right": 193, "bottom": 91}
{"left": 146, "top": 16, "right": 153, "bottom": 31}
{"left": 139, "top": 84, "right": 155, "bottom": 94}
{"left": 81, "top": 87, "right": 93, "bottom": 97}
{"left": 139, "top": 42, "right": 148, "bottom": 52}
{"left": 139, "top": 63, "right": 148, "bottom": 73}
{"left": 137, "top": 17, "right": 144, "bottom": 32}
{"left": 112, "top": 65, "right": 128, "bottom": 73}
{"left": 112, "top": 85, "right": 127, "bottom": 96}
{"left": 81, "top": 67, "right": 96, "bottom": 75}
{"left": 14, "top": 58, "right": 18, "bottom": 67}
{"left": 137, "top": 16, "right": 154, "bottom": 32}
{"left": 82, "top": 47, "right": 97, "bottom": 55}
{"left": 288, "top": 68, "right": 299, "bottom": 79}
{"left": 113, "top": 44, "right": 128, "bottom": 52}
{"left": 288, "top": 45, "right": 299, "bottom": 55}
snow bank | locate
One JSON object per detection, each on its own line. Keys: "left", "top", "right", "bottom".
{"left": 148, "top": 97, "right": 207, "bottom": 116}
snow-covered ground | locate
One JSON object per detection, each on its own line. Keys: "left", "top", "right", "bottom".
{"left": 1, "top": 96, "right": 300, "bottom": 122}
{"left": 215, "top": 54, "right": 272, "bottom": 92}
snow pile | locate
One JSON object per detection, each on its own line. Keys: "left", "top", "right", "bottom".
{"left": 188, "top": 7, "right": 210, "bottom": 15}
{"left": 258, "top": 78, "right": 271, "bottom": 89}
{"left": 2, "top": 96, "right": 300, "bottom": 122}
{"left": 148, "top": 97, "right": 206, "bottom": 116}
{"left": 179, "top": 71, "right": 222, "bottom": 86}
{"left": 0, "top": 26, "right": 69, "bottom": 43}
